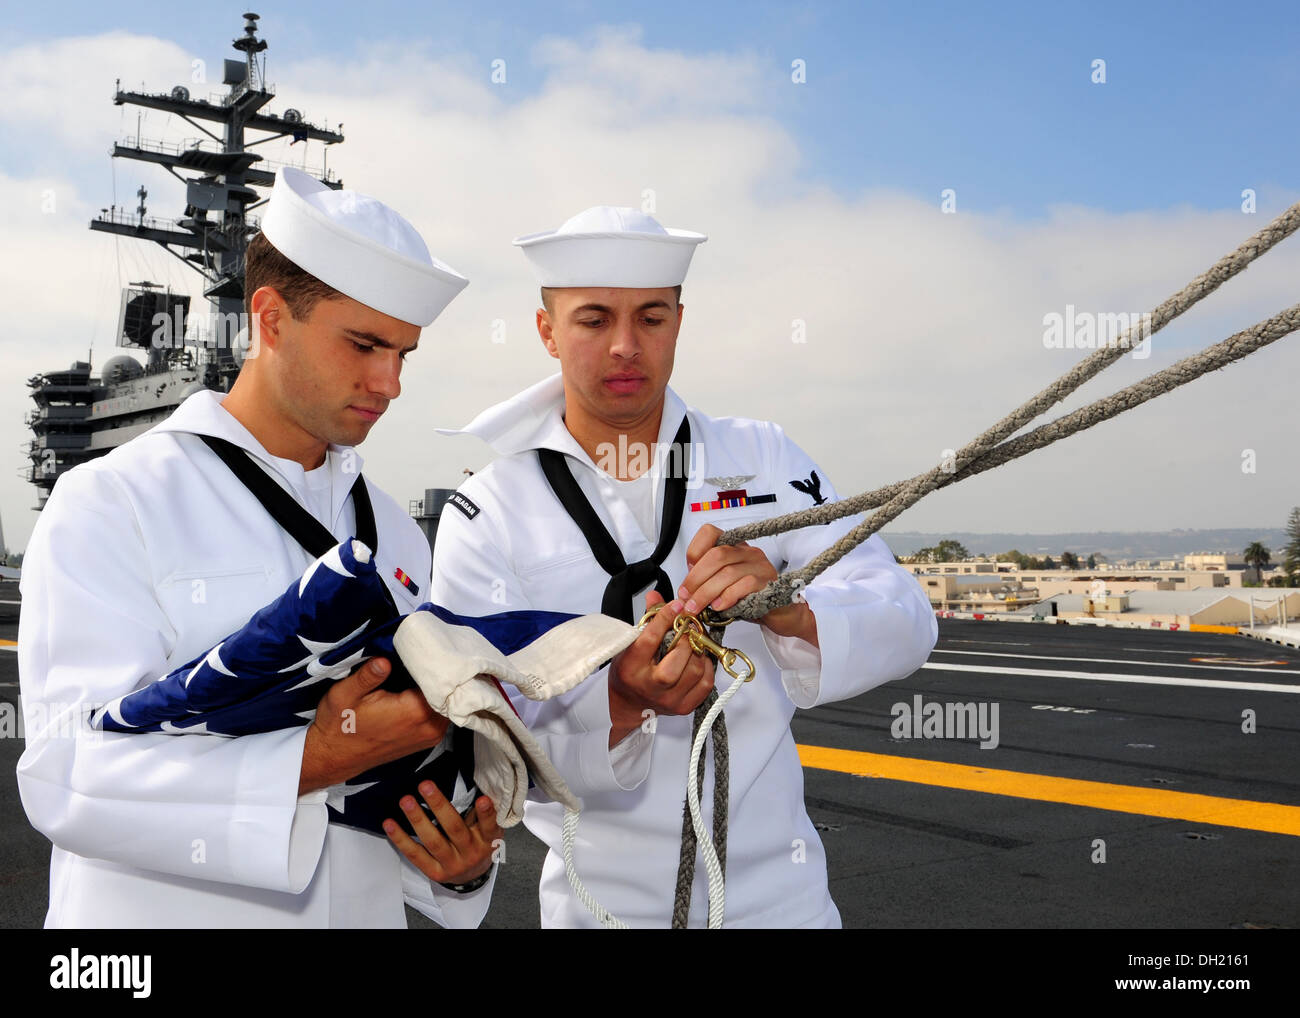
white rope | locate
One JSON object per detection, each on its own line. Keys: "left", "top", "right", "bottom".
{"left": 562, "top": 665, "right": 749, "bottom": 930}
{"left": 556, "top": 204, "right": 1300, "bottom": 929}
{"left": 562, "top": 807, "right": 628, "bottom": 929}
{"left": 685, "top": 668, "right": 750, "bottom": 928}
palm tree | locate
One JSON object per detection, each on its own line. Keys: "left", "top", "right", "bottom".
{"left": 1285, "top": 507, "right": 1300, "bottom": 582}
{"left": 1243, "top": 542, "right": 1271, "bottom": 584}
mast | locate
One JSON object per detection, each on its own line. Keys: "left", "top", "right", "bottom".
{"left": 25, "top": 14, "right": 345, "bottom": 509}
{"left": 89, "top": 11, "right": 344, "bottom": 388}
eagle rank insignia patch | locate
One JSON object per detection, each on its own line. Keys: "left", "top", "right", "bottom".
{"left": 790, "top": 470, "right": 828, "bottom": 505}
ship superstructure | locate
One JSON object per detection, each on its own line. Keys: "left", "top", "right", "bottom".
{"left": 24, "top": 13, "right": 344, "bottom": 508}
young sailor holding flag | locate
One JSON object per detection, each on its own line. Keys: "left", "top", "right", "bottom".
{"left": 17, "top": 168, "right": 502, "bottom": 927}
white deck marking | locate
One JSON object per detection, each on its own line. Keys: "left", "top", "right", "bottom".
{"left": 922, "top": 660, "right": 1300, "bottom": 693}
{"left": 930, "top": 647, "right": 1300, "bottom": 676}
{"left": 939, "top": 639, "right": 1032, "bottom": 647}
{"left": 1119, "top": 647, "right": 1227, "bottom": 655}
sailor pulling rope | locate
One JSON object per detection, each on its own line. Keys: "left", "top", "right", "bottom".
{"left": 431, "top": 201, "right": 1300, "bottom": 930}
{"left": 570, "top": 199, "right": 1300, "bottom": 929}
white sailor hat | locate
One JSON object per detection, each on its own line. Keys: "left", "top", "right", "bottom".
{"left": 513, "top": 206, "right": 706, "bottom": 288}
{"left": 260, "top": 167, "right": 468, "bottom": 327}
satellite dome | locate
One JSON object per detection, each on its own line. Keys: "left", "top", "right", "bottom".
{"left": 100, "top": 355, "right": 145, "bottom": 386}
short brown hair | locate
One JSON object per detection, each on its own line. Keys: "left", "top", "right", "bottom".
{"left": 540, "top": 284, "right": 681, "bottom": 313}
{"left": 243, "top": 231, "right": 344, "bottom": 320}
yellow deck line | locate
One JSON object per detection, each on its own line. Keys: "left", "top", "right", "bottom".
{"left": 0, "top": 639, "right": 15, "bottom": 647}
{"left": 797, "top": 744, "right": 1300, "bottom": 837}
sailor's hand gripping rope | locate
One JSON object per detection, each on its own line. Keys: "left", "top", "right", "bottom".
{"left": 641, "top": 603, "right": 756, "bottom": 684}
{"left": 563, "top": 603, "right": 755, "bottom": 929}
{"left": 564, "top": 201, "right": 1300, "bottom": 928}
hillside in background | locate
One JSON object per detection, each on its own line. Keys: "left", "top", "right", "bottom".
{"left": 879, "top": 528, "right": 1289, "bottom": 562}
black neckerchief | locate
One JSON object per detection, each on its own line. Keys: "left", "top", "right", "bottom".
{"left": 199, "top": 434, "right": 378, "bottom": 558}
{"left": 537, "top": 417, "right": 690, "bottom": 624}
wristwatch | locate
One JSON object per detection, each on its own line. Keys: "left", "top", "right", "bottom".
{"left": 438, "top": 865, "right": 494, "bottom": 895}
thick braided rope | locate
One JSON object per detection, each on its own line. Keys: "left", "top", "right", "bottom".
{"left": 713, "top": 203, "right": 1300, "bottom": 621}
{"left": 719, "top": 302, "right": 1300, "bottom": 541}
{"left": 568, "top": 687, "right": 731, "bottom": 930}
{"left": 670, "top": 703, "right": 709, "bottom": 929}
{"left": 682, "top": 671, "right": 745, "bottom": 927}
{"left": 724, "top": 302, "right": 1300, "bottom": 544}
{"left": 671, "top": 687, "right": 730, "bottom": 928}
{"left": 646, "top": 205, "right": 1300, "bottom": 928}
{"left": 926, "top": 303, "right": 1300, "bottom": 490}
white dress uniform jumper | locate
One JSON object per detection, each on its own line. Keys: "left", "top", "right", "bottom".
{"left": 432, "top": 374, "right": 938, "bottom": 927}
{"left": 16, "top": 167, "right": 483, "bottom": 928}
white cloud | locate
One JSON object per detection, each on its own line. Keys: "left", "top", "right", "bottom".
{"left": 0, "top": 33, "right": 194, "bottom": 153}
{"left": 1, "top": 27, "right": 1297, "bottom": 555}
{"left": 531, "top": 25, "right": 768, "bottom": 113}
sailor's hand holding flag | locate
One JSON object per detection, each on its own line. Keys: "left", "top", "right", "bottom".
{"left": 91, "top": 537, "right": 644, "bottom": 835}
{"left": 298, "top": 653, "right": 503, "bottom": 887}
{"left": 298, "top": 655, "right": 449, "bottom": 794}
{"left": 383, "top": 782, "right": 502, "bottom": 889}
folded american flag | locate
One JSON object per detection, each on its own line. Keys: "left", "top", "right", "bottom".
{"left": 89, "top": 540, "right": 639, "bottom": 834}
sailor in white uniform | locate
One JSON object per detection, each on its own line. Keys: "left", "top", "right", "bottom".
{"left": 17, "top": 168, "right": 502, "bottom": 928}
{"left": 431, "top": 206, "right": 937, "bottom": 927}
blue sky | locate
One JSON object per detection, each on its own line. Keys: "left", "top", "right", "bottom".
{"left": 6, "top": 1, "right": 1298, "bottom": 215}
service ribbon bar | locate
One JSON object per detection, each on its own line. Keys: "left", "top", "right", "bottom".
{"left": 690, "top": 493, "right": 777, "bottom": 513}
{"left": 394, "top": 567, "right": 419, "bottom": 596}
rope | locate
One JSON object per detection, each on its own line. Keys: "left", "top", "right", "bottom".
{"left": 713, "top": 202, "right": 1300, "bottom": 622}
{"left": 682, "top": 671, "right": 745, "bottom": 927}
{"left": 670, "top": 706, "right": 709, "bottom": 928}
{"left": 566, "top": 202, "right": 1300, "bottom": 929}
{"left": 562, "top": 807, "right": 627, "bottom": 929}
{"left": 719, "top": 302, "right": 1300, "bottom": 544}
{"left": 670, "top": 683, "right": 731, "bottom": 927}
{"left": 565, "top": 687, "right": 731, "bottom": 930}
{"left": 923, "top": 304, "right": 1300, "bottom": 490}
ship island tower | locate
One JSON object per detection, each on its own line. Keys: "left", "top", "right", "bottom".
{"left": 24, "top": 13, "right": 343, "bottom": 509}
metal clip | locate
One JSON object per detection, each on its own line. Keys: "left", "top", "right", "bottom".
{"left": 637, "top": 604, "right": 756, "bottom": 682}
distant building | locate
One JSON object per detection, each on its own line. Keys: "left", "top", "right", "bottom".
{"left": 907, "top": 560, "right": 1243, "bottom": 612}
{"left": 1130, "top": 559, "right": 1181, "bottom": 570}
{"left": 912, "top": 572, "right": 1039, "bottom": 612}
{"left": 1010, "top": 589, "right": 1300, "bottom": 628}
{"left": 1019, "top": 568, "right": 1238, "bottom": 598}
{"left": 1184, "top": 552, "right": 1246, "bottom": 571}
{"left": 906, "top": 561, "right": 1000, "bottom": 576}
